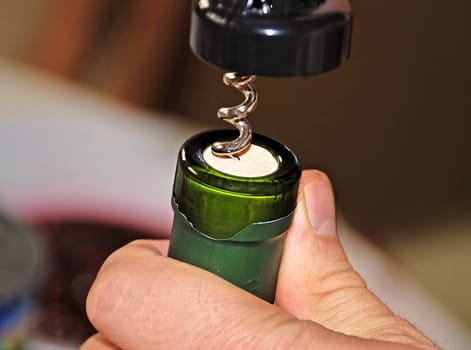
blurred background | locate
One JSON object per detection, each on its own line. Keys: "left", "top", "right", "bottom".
{"left": 0, "top": 0, "right": 470, "bottom": 348}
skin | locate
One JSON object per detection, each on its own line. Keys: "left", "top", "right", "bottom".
{"left": 82, "top": 170, "right": 440, "bottom": 349}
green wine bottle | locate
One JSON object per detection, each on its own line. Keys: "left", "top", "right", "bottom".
{"left": 168, "top": 130, "right": 301, "bottom": 302}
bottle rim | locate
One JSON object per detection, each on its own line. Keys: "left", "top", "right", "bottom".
{"left": 180, "top": 129, "right": 301, "bottom": 196}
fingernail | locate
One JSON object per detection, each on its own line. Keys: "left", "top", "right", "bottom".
{"left": 304, "top": 176, "right": 337, "bottom": 235}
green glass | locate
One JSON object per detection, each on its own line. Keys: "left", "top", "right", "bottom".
{"left": 168, "top": 130, "right": 301, "bottom": 302}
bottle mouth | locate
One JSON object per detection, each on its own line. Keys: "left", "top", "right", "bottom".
{"left": 179, "top": 129, "right": 301, "bottom": 194}
{"left": 173, "top": 130, "right": 301, "bottom": 237}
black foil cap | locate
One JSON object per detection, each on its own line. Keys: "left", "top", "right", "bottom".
{"left": 190, "top": 0, "right": 353, "bottom": 77}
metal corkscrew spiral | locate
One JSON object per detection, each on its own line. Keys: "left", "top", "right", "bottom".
{"left": 212, "top": 72, "right": 258, "bottom": 157}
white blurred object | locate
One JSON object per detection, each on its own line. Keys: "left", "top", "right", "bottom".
{"left": 0, "top": 60, "right": 469, "bottom": 349}
{"left": 0, "top": 60, "right": 200, "bottom": 234}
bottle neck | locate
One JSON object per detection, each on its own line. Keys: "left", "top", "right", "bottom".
{"left": 172, "top": 130, "right": 301, "bottom": 238}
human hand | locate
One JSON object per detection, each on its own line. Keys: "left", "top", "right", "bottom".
{"left": 82, "top": 170, "right": 439, "bottom": 349}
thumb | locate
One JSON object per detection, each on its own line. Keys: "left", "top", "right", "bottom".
{"left": 276, "top": 170, "right": 436, "bottom": 348}
{"left": 85, "top": 240, "right": 400, "bottom": 349}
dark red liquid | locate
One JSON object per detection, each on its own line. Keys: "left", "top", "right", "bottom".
{"left": 34, "top": 221, "right": 160, "bottom": 344}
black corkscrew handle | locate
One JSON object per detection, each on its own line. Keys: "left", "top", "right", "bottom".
{"left": 190, "top": 0, "right": 353, "bottom": 77}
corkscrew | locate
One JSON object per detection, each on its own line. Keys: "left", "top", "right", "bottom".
{"left": 212, "top": 73, "right": 258, "bottom": 157}
{"left": 193, "top": 0, "right": 352, "bottom": 157}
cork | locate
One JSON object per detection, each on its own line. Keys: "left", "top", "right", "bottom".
{"left": 203, "top": 144, "right": 279, "bottom": 177}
